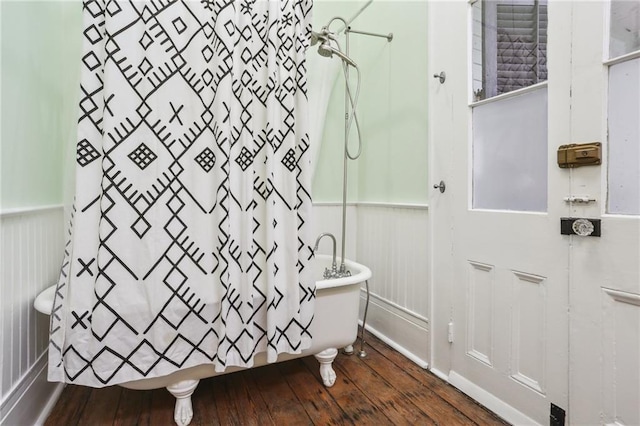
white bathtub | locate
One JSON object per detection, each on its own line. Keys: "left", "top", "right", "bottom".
{"left": 35, "top": 254, "right": 371, "bottom": 426}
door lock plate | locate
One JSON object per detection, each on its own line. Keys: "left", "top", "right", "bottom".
{"left": 557, "top": 142, "right": 601, "bottom": 168}
{"left": 560, "top": 217, "right": 601, "bottom": 237}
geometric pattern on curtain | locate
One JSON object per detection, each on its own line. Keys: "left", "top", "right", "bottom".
{"left": 49, "top": 0, "right": 315, "bottom": 387}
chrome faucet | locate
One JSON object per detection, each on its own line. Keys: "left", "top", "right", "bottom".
{"left": 313, "top": 233, "right": 338, "bottom": 278}
{"left": 313, "top": 232, "right": 351, "bottom": 279}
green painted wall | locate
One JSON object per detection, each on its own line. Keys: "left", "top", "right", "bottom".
{"left": 0, "top": 1, "right": 82, "bottom": 210}
{"left": 0, "top": 0, "right": 427, "bottom": 208}
{"left": 311, "top": 1, "right": 429, "bottom": 204}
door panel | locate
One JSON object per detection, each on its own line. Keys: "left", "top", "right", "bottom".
{"left": 431, "top": 2, "right": 638, "bottom": 424}
{"left": 510, "top": 270, "right": 547, "bottom": 394}
{"left": 430, "top": 1, "right": 570, "bottom": 423}
{"left": 601, "top": 289, "right": 640, "bottom": 426}
{"left": 451, "top": 212, "right": 568, "bottom": 423}
{"left": 567, "top": 2, "right": 640, "bottom": 425}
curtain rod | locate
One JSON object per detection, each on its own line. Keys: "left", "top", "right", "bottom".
{"left": 336, "top": 0, "right": 374, "bottom": 32}
{"left": 346, "top": 27, "right": 393, "bottom": 42}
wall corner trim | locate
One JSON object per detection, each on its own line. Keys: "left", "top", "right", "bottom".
{"left": 0, "top": 351, "right": 65, "bottom": 426}
{"left": 312, "top": 201, "right": 429, "bottom": 210}
{"left": 0, "top": 204, "right": 65, "bottom": 218}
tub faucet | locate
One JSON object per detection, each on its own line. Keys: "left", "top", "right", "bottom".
{"left": 313, "top": 233, "right": 338, "bottom": 279}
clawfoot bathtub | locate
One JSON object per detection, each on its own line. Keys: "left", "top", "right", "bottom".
{"left": 35, "top": 254, "right": 371, "bottom": 426}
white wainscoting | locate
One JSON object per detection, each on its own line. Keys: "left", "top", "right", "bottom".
{"left": 355, "top": 203, "right": 430, "bottom": 365}
{"left": 312, "top": 202, "right": 430, "bottom": 365}
{"left": 0, "top": 206, "right": 66, "bottom": 425}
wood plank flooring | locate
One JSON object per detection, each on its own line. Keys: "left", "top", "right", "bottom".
{"left": 45, "top": 330, "right": 508, "bottom": 425}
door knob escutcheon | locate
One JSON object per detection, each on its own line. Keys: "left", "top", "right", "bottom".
{"left": 433, "top": 181, "right": 446, "bottom": 193}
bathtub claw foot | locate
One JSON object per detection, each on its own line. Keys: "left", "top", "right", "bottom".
{"left": 314, "top": 348, "right": 338, "bottom": 387}
{"left": 167, "top": 379, "right": 199, "bottom": 426}
{"left": 174, "top": 398, "right": 192, "bottom": 426}
{"left": 319, "top": 362, "right": 337, "bottom": 387}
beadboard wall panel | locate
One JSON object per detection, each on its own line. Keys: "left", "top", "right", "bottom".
{"left": 355, "top": 204, "right": 430, "bottom": 364}
{"left": 356, "top": 204, "right": 429, "bottom": 317}
{"left": 0, "top": 206, "right": 65, "bottom": 424}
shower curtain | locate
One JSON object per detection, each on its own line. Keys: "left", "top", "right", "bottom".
{"left": 49, "top": 0, "right": 315, "bottom": 387}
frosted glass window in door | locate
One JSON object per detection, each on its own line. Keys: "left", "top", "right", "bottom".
{"left": 609, "top": 0, "right": 640, "bottom": 58}
{"left": 608, "top": 58, "right": 640, "bottom": 215}
{"left": 472, "top": 87, "right": 548, "bottom": 212}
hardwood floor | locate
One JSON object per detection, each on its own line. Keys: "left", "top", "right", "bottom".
{"left": 45, "top": 330, "right": 508, "bottom": 425}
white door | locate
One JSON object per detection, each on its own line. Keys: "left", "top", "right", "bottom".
{"left": 430, "top": 1, "right": 569, "bottom": 423}
{"left": 430, "top": 1, "right": 640, "bottom": 424}
{"left": 567, "top": 2, "right": 640, "bottom": 425}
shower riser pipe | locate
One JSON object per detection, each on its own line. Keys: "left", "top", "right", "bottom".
{"left": 339, "top": 30, "right": 350, "bottom": 272}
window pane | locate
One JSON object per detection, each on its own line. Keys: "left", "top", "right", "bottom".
{"left": 608, "top": 58, "right": 640, "bottom": 215}
{"left": 610, "top": 0, "right": 640, "bottom": 58}
{"left": 472, "top": 87, "right": 548, "bottom": 212}
{"left": 472, "top": 0, "right": 547, "bottom": 101}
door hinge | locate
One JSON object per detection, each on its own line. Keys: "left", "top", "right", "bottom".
{"left": 447, "top": 322, "right": 454, "bottom": 343}
{"left": 550, "top": 403, "right": 566, "bottom": 426}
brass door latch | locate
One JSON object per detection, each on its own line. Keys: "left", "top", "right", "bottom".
{"left": 557, "top": 142, "right": 601, "bottom": 168}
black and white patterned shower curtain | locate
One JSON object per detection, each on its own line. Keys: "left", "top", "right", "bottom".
{"left": 49, "top": 0, "right": 315, "bottom": 387}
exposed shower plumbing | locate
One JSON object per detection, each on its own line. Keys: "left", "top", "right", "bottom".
{"left": 311, "top": 15, "right": 392, "bottom": 360}
{"left": 311, "top": 16, "right": 391, "bottom": 272}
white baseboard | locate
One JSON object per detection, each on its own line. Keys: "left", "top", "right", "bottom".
{"left": 33, "top": 383, "right": 65, "bottom": 426}
{"left": 359, "top": 291, "right": 429, "bottom": 368}
{"left": 429, "top": 367, "right": 449, "bottom": 382}
{"left": 0, "top": 352, "right": 64, "bottom": 426}
{"left": 448, "top": 371, "right": 540, "bottom": 426}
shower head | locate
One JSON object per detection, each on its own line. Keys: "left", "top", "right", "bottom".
{"left": 317, "top": 41, "right": 357, "bottom": 68}
{"left": 311, "top": 26, "right": 357, "bottom": 67}
{"left": 317, "top": 42, "right": 333, "bottom": 58}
